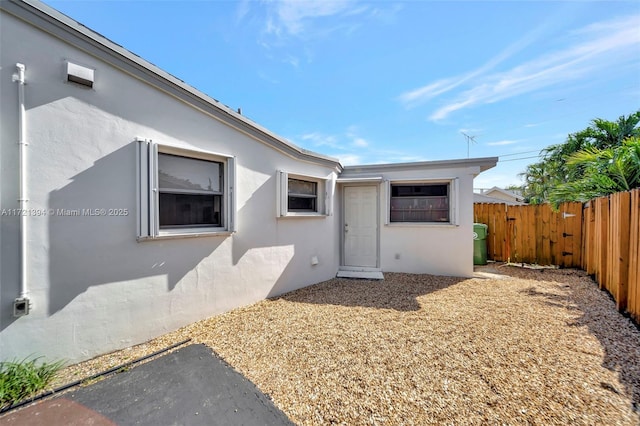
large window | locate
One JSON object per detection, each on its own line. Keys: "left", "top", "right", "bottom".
{"left": 390, "top": 183, "right": 450, "bottom": 223}
{"left": 137, "top": 140, "right": 236, "bottom": 239}
{"left": 158, "top": 153, "right": 223, "bottom": 228}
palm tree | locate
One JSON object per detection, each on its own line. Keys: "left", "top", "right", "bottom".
{"left": 520, "top": 110, "right": 640, "bottom": 204}
{"left": 519, "top": 161, "right": 554, "bottom": 204}
{"left": 548, "top": 136, "right": 640, "bottom": 206}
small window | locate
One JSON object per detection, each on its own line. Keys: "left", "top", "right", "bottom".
{"left": 276, "top": 171, "right": 330, "bottom": 217}
{"left": 390, "top": 183, "right": 450, "bottom": 223}
{"left": 137, "top": 140, "right": 236, "bottom": 239}
{"left": 287, "top": 178, "right": 317, "bottom": 212}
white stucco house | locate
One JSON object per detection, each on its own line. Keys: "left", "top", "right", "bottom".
{"left": 0, "top": 0, "right": 497, "bottom": 364}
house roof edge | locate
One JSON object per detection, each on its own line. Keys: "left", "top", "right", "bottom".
{"left": 3, "top": 0, "right": 341, "bottom": 171}
{"left": 341, "top": 156, "right": 499, "bottom": 175}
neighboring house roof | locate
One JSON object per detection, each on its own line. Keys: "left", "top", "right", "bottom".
{"left": 482, "top": 186, "right": 525, "bottom": 203}
{"left": 474, "top": 193, "right": 526, "bottom": 205}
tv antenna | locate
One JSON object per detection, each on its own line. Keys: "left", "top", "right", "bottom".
{"left": 461, "top": 132, "right": 477, "bottom": 158}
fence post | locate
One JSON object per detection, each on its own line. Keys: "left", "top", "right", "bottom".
{"left": 628, "top": 189, "right": 640, "bottom": 322}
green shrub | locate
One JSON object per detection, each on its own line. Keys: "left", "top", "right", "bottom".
{"left": 0, "top": 357, "right": 64, "bottom": 409}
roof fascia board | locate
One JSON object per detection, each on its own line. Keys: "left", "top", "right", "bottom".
{"left": 3, "top": 0, "right": 341, "bottom": 172}
{"left": 336, "top": 177, "right": 384, "bottom": 183}
{"left": 341, "top": 157, "right": 498, "bottom": 176}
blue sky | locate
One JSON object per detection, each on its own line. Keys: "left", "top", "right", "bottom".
{"left": 46, "top": 0, "right": 640, "bottom": 189}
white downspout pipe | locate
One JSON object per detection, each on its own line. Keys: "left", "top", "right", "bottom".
{"left": 13, "top": 63, "right": 29, "bottom": 308}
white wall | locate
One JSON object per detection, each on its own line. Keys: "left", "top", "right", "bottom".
{"left": 0, "top": 11, "right": 340, "bottom": 364}
{"left": 338, "top": 166, "right": 479, "bottom": 277}
{"left": 378, "top": 168, "right": 477, "bottom": 277}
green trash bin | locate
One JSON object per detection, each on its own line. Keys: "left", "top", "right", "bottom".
{"left": 473, "top": 223, "right": 488, "bottom": 265}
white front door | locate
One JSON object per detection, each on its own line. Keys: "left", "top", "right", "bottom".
{"left": 344, "top": 186, "right": 378, "bottom": 267}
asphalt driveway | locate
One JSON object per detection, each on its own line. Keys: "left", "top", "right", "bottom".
{"left": 0, "top": 344, "right": 294, "bottom": 426}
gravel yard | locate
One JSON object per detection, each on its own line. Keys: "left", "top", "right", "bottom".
{"left": 53, "top": 265, "right": 640, "bottom": 425}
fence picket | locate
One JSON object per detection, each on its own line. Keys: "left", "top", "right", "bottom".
{"left": 595, "top": 197, "right": 609, "bottom": 290}
{"left": 627, "top": 189, "right": 640, "bottom": 321}
{"left": 572, "top": 202, "right": 583, "bottom": 268}
{"left": 550, "top": 205, "right": 559, "bottom": 266}
{"left": 541, "top": 204, "right": 551, "bottom": 265}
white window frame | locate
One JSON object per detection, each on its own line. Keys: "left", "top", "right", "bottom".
{"left": 137, "top": 139, "right": 236, "bottom": 240}
{"left": 276, "top": 170, "right": 331, "bottom": 218}
{"left": 384, "top": 178, "right": 459, "bottom": 226}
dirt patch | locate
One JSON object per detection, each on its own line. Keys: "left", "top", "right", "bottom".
{"left": 53, "top": 267, "right": 640, "bottom": 425}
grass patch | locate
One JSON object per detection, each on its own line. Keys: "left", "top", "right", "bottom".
{"left": 0, "top": 357, "right": 64, "bottom": 409}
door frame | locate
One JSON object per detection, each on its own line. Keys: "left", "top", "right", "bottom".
{"left": 341, "top": 184, "right": 381, "bottom": 269}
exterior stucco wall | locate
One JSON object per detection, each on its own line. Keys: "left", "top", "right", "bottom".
{"left": 378, "top": 168, "right": 477, "bottom": 277}
{"left": 339, "top": 166, "right": 480, "bottom": 278}
{"left": 0, "top": 11, "right": 340, "bottom": 363}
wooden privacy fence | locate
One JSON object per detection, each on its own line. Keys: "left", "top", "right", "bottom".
{"left": 473, "top": 202, "right": 583, "bottom": 268}
{"left": 474, "top": 188, "right": 640, "bottom": 323}
{"left": 582, "top": 189, "right": 640, "bottom": 322}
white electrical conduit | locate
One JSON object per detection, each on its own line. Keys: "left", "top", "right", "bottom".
{"left": 14, "top": 63, "right": 28, "bottom": 300}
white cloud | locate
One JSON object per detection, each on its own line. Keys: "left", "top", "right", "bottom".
{"left": 284, "top": 54, "right": 300, "bottom": 68}
{"left": 301, "top": 132, "right": 341, "bottom": 148}
{"left": 474, "top": 177, "right": 508, "bottom": 189}
{"left": 474, "top": 171, "right": 524, "bottom": 189}
{"left": 344, "top": 125, "right": 370, "bottom": 147}
{"left": 459, "top": 127, "right": 483, "bottom": 134}
{"left": 257, "top": 71, "right": 279, "bottom": 84}
{"left": 299, "top": 134, "right": 434, "bottom": 166}
{"left": 400, "top": 14, "right": 640, "bottom": 121}
{"left": 429, "top": 97, "right": 478, "bottom": 122}
{"left": 335, "top": 154, "right": 361, "bottom": 165}
{"left": 353, "top": 138, "right": 368, "bottom": 147}
{"left": 236, "top": 0, "right": 251, "bottom": 21}
{"left": 398, "top": 9, "right": 565, "bottom": 109}
{"left": 367, "top": 149, "right": 428, "bottom": 164}
{"left": 367, "top": 3, "right": 403, "bottom": 25}
{"left": 298, "top": 127, "right": 433, "bottom": 166}
{"left": 296, "top": 127, "right": 380, "bottom": 164}
{"left": 435, "top": 15, "right": 639, "bottom": 121}
{"left": 398, "top": 78, "right": 461, "bottom": 107}
{"left": 389, "top": 155, "right": 427, "bottom": 163}
{"left": 299, "top": 128, "right": 370, "bottom": 151}
{"left": 249, "top": 1, "right": 396, "bottom": 68}
{"left": 487, "top": 140, "right": 519, "bottom": 146}
{"left": 264, "top": 0, "right": 364, "bottom": 36}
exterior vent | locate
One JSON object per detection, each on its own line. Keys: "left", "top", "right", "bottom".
{"left": 66, "top": 61, "right": 94, "bottom": 88}
{"left": 13, "top": 297, "right": 30, "bottom": 317}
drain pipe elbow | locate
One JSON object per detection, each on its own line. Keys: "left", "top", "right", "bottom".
{"left": 15, "top": 63, "right": 25, "bottom": 84}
